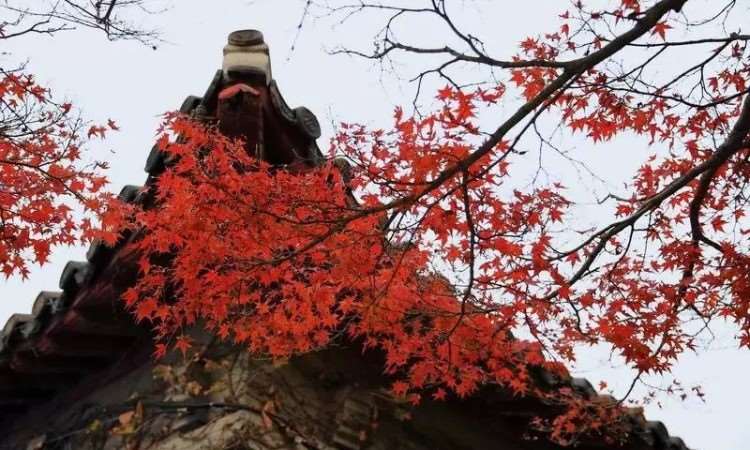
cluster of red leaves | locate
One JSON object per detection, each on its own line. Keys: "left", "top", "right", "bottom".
{"left": 506, "top": 1, "right": 750, "bottom": 375}
{"left": 0, "top": 72, "right": 118, "bottom": 277}
{"left": 124, "top": 114, "right": 552, "bottom": 402}
{"left": 532, "top": 388, "right": 632, "bottom": 446}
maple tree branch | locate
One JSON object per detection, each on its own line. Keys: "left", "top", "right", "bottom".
{"left": 625, "top": 32, "right": 750, "bottom": 48}
{"left": 0, "top": 0, "right": 160, "bottom": 45}
{"left": 447, "top": 171, "right": 476, "bottom": 338}
{"left": 365, "top": 0, "right": 690, "bottom": 214}
{"left": 0, "top": 15, "right": 70, "bottom": 39}
{"left": 331, "top": 40, "right": 569, "bottom": 69}
{"left": 241, "top": 0, "right": 692, "bottom": 274}
{"left": 688, "top": 97, "right": 750, "bottom": 252}
{"left": 323, "top": 0, "right": 691, "bottom": 90}
{"left": 554, "top": 92, "right": 750, "bottom": 299}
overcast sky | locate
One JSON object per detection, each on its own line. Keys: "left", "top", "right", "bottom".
{"left": 1, "top": 1, "right": 747, "bottom": 448}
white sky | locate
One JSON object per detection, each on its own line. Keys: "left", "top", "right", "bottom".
{"left": 1, "top": 1, "right": 747, "bottom": 448}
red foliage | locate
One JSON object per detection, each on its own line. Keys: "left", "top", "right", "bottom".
{"left": 125, "top": 115, "right": 547, "bottom": 401}
{"left": 0, "top": 72, "right": 117, "bottom": 278}
{"left": 122, "top": 0, "right": 750, "bottom": 444}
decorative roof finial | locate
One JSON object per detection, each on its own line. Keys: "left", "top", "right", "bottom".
{"left": 223, "top": 29, "right": 272, "bottom": 85}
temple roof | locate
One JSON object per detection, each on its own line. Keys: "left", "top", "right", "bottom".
{"left": 0, "top": 30, "right": 690, "bottom": 450}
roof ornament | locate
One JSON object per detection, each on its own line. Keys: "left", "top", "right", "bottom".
{"left": 222, "top": 29, "right": 272, "bottom": 86}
